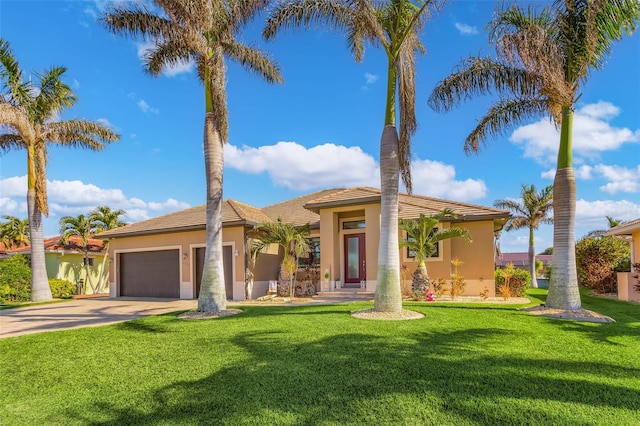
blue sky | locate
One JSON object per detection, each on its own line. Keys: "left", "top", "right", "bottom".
{"left": 1, "top": 0, "right": 639, "bottom": 253}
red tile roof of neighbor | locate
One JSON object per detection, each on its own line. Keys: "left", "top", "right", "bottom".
{"left": 96, "top": 187, "right": 511, "bottom": 239}
{"left": 495, "top": 252, "right": 553, "bottom": 267}
{"left": 7, "top": 235, "right": 105, "bottom": 254}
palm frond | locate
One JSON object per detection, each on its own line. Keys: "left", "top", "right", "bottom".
{"left": 464, "top": 97, "right": 549, "bottom": 154}
{"left": 0, "top": 103, "right": 36, "bottom": 144}
{"left": 0, "top": 133, "right": 25, "bottom": 152}
{"left": 0, "top": 38, "right": 32, "bottom": 108}
{"left": 101, "top": 6, "right": 174, "bottom": 40}
{"left": 263, "top": 0, "right": 355, "bottom": 41}
{"left": 428, "top": 57, "right": 542, "bottom": 113}
{"left": 32, "top": 67, "right": 77, "bottom": 122}
{"left": 144, "top": 38, "right": 194, "bottom": 76}
{"left": 224, "top": 43, "right": 283, "bottom": 84}
{"left": 397, "top": 38, "right": 418, "bottom": 192}
{"left": 45, "top": 120, "right": 119, "bottom": 149}
{"left": 229, "top": 0, "right": 272, "bottom": 30}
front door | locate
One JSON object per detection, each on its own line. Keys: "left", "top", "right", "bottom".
{"left": 344, "top": 233, "right": 366, "bottom": 286}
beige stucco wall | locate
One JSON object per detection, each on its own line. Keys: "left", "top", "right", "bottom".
{"left": 106, "top": 227, "right": 247, "bottom": 300}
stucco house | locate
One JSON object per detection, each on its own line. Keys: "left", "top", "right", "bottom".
{"left": 8, "top": 235, "right": 108, "bottom": 295}
{"left": 605, "top": 218, "right": 640, "bottom": 303}
{"left": 97, "top": 187, "right": 509, "bottom": 300}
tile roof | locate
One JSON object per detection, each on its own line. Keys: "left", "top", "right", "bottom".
{"left": 96, "top": 187, "right": 509, "bottom": 239}
{"left": 97, "top": 200, "right": 272, "bottom": 238}
{"left": 304, "top": 187, "right": 510, "bottom": 221}
{"left": 8, "top": 235, "right": 105, "bottom": 254}
{"left": 263, "top": 188, "right": 346, "bottom": 228}
{"left": 495, "top": 252, "right": 553, "bottom": 267}
{"left": 605, "top": 218, "right": 640, "bottom": 236}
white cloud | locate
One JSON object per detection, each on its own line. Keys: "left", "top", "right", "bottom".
{"left": 136, "top": 41, "right": 194, "bottom": 77}
{"left": 510, "top": 101, "right": 639, "bottom": 164}
{"left": 576, "top": 199, "right": 640, "bottom": 228}
{"left": 362, "top": 72, "right": 379, "bottom": 90}
{"left": 226, "top": 141, "right": 486, "bottom": 201}
{"left": 0, "top": 175, "right": 190, "bottom": 236}
{"left": 137, "top": 99, "right": 159, "bottom": 114}
{"left": 226, "top": 141, "right": 378, "bottom": 190}
{"left": 411, "top": 159, "right": 487, "bottom": 201}
{"left": 0, "top": 197, "right": 18, "bottom": 214}
{"left": 455, "top": 22, "right": 478, "bottom": 35}
{"left": 96, "top": 118, "right": 117, "bottom": 130}
{"left": 541, "top": 163, "right": 639, "bottom": 194}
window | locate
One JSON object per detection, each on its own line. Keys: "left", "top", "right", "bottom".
{"left": 405, "top": 229, "right": 439, "bottom": 259}
{"left": 83, "top": 257, "right": 94, "bottom": 267}
{"left": 342, "top": 220, "right": 365, "bottom": 230}
{"left": 297, "top": 237, "right": 320, "bottom": 268}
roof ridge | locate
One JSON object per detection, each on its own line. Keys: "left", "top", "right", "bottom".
{"left": 399, "top": 192, "right": 508, "bottom": 214}
{"left": 264, "top": 187, "right": 346, "bottom": 209}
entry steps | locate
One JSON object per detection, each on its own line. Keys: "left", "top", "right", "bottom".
{"left": 314, "top": 287, "right": 374, "bottom": 301}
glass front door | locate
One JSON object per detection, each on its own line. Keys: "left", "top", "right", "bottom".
{"left": 344, "top": 233, "right": 366, "bottom": 285}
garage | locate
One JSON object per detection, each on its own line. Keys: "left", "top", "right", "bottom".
{"left": 119, "top": 250, "right": 180, "bottom": 298}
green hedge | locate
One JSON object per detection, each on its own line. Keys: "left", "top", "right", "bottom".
{"left": 495, "top": 266, "right": 531, "bottom": 298}
{"left": 0, "top": 255, "right": 32, "bottom": 303}
{"left": 49, "top": 279, "right": 76, "bottom": 299}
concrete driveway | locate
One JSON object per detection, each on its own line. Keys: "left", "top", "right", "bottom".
{"left": 0, "top": 297, "right": 197, "bottom": 338}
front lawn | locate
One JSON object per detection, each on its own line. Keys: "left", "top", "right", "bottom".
{"left": 1, "top": 290, "right": 638, "bottom": 425}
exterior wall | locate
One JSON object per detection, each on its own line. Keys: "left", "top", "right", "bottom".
{"left": 50, "top": 252, "right": 108, "bottom": 295}
{"left": 106, "top": 227, "right": 246, "bottom": 300}
{"left": 617, "top": 229, "right": 640, "bottom": 303}
{"left": 398, "top": 220, "right": 496, "bottom": 297}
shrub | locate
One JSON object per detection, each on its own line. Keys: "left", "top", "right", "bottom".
{"left": 49, "top": 279, "right": 76, "bottom": 299}
{"left": 431, "top": 278, "right": 446, "bottom": 299}
{"left": 495, "top": 265, "right": 531, "bottom": 298}
{"left": 0, "top": 254, "right": 32, "bottom": 303}
{"left": 449, "top": 272, "right": 466, "bottom": 300}
{"left": 575, "top": 236, "right": 630, "bottom": 294}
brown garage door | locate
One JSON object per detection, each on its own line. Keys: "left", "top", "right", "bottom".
{"left": 120, "top": 250, "right": 180, "bottom": 298}
{"left": 195, "top": 246, "right": 233, "bottom": 299}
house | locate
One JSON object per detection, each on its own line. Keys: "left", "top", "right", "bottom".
{"left": 495, "top": 252, "right": 553, "bottom": 271}
{"left": 605, "top": 218, "right": 640, "bottom": 303}
{"left": 97, "top": 187, "right": 510, "bottom": 300}
{"left": 7, "top": 236, "right": 108, "bottom": 295}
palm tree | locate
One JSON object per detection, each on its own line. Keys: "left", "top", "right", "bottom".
{"left": 90, "top": 206, "right": 126, "bottom": 233}
{"left": 90, "top": 205, "right": 127, "bottom": 293}
{"left": 0, "top": 39, "right": 119, "bottom": 302}
{"left": 264, "top": 0, "right": 443, "bottom": 313}
{"left": 0, "top": 215, "right": 30, "bottom": 249}
{"left": 59, "top": 214, "right": 97, "bottom": 294}
{"left": 103, "top": 0, "right": 283, "bottom": 313}
{"left": 399, "top": 209, "right": 472, "bottom": 293}
{"left": 429, "top": 1, "right": 639, "bottom": 310}
{"left": 494, "top": 184, "right": 553, "bottom": 288}
{"left": 252, "top": 217, "right": 310, "bottom": 298}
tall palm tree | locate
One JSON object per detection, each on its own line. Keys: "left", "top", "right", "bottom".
{"left": 399, "top": 209, "right": 472, "bottom": 292}
{"left": 252, "top": 217, "right": 310, "bottom": 298}
{"left": 0, "top": 215, "right": 30, "bottom": 249}
{"left": 59, "top": 214, "right": 98, "bottom": 294}
{"left": 429, "top": 1, "right": 638, "bottom": 310}
{"left": 265, "top": 0, "right": 443, "bottom": 312}
{"left": 494, "top": 184, "right": 553, "bottom": 288}
{"left": 0, "top": 39, "right": 119, "bottom": 302}
{"left": 103, "top": 0, "right": 283, "bottom": 313}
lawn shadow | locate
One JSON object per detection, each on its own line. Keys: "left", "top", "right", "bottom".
{"left": 68, "top": 324, "right": 639, "bottom": 425}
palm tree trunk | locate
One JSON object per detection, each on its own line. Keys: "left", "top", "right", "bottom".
{"left": 528, "top": 227, "right": 538, "bottom": 288}
{"left": 547, "top": 167, "right": 580, "bottom": 309}
{"left": 198, "top": 111, "right": 227, "bottom": 311}
{"left": 27, "top": 189, "right": 52, "bottom": 302}
{"left": 547, "top": 107, "right": 581, "bottom": 310}
{"left": 374, "top": 125, "right": 402, "bottom": 312}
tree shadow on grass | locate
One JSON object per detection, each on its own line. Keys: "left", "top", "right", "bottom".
{"left": 67, "top": 325, "right": 639, "bottom": 425}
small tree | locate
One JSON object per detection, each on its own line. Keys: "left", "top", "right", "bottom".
{"left": 399, "top": 209, "right": 472, "bottom": 294}
{"left": 575, "top": 235, "right": 630, "bottom": 294}
{"left": 0, "top": 216, "right": 30, "bottom": 249}
{"left": 253, "top": 218, "right": 310, "bottom": 298}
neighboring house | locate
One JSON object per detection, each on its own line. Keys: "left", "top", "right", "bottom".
{"left": 97, "top": 187, "right": 510, "bottom": 300}
{"left": 605, "top": 218, "right": 640, "bottom": 303}
{"left": 7, "top": 236, "right": 108, "bottom": 295}
{"left": 495, "top": 252, "right": 553, "bottom": 270}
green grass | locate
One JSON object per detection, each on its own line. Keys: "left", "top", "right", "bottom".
{"left": 1, "top": 290, "right": 638, "bottom": 425}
